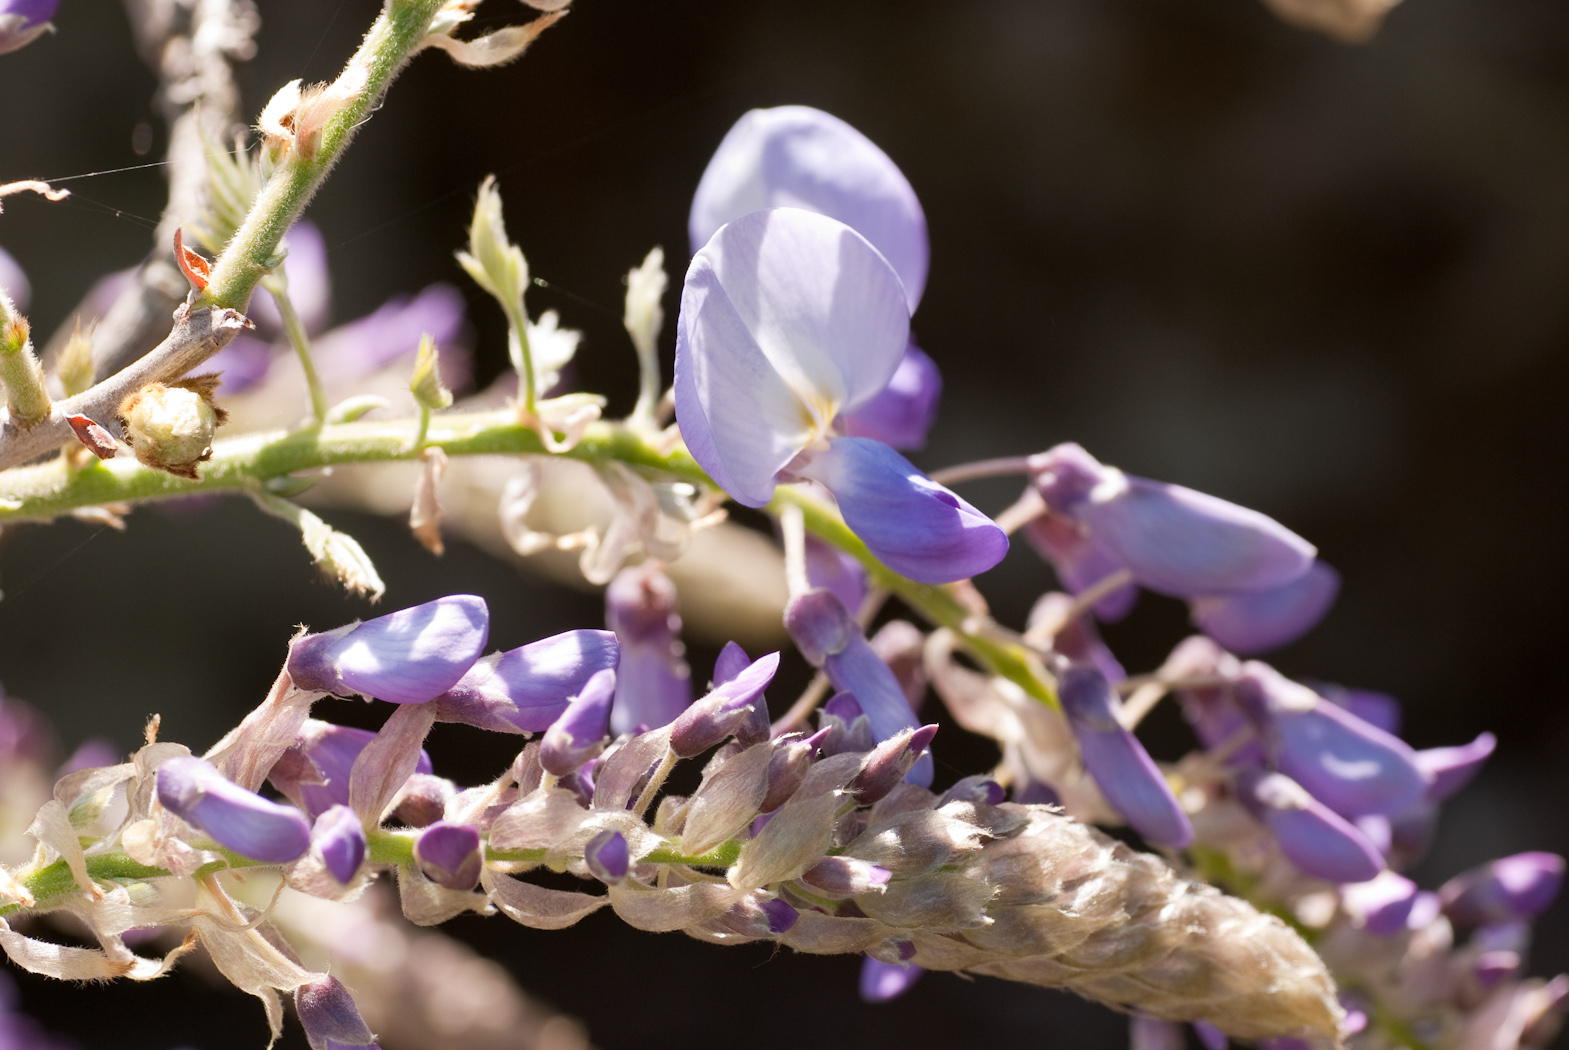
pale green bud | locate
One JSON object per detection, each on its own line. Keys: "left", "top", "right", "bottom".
{"left": 409, "top": 334, "right": 453, "bottom": 411}
{"left": 0, "top": 291, "right": 50, "bottom": 428}
{"left": 57, "top": 323, "right": 95, "bottom": 397}
{"left": 455, "top": 175, "right": 528, "bottom": 318}
{"left": 623, "top": 246, "right": 667, "bottom": 359}
{"left": 118, "top": 374, "right": 228, "bottom": 479}
{"left": 299, "top": 507, "right": 386, "bottom": 600}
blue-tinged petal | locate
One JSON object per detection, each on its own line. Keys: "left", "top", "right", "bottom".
{"left": 539, "top": 668, "right": 617, "bottom": 775}
{"left": 413, "top": 820, "right": 482, "bottom": 890}
{"left": 1416, "top": 732, "right": 1495, "bottom": 802}
{"left": 1057, "top": 663, "right": 1192, "bottom": 848}
{"left": 795, "top": 437, "right": 1007, "bottom": 584}
{"left": 860, "top": 956, "right": 924, "bottom": 1003}
{"left": 606, "top": 565, "right": 692, "bottom": 736}
{"left": 668, "top": 651, "right": 779, "bottom": 757}
{"left": 310, "top": 804, "right": 367, "bottom": 884}
{"left": 839, "top": 342, "right": 942, "bottom": 450}
{"left": 1188, "top": 560, "right": 1340, "bottom": 654}
{"left": 1236, "top": 768, "right": 1384, "bottom": 884}
{"left": 157, "top": 755, "right": 312, "bottom": 862}
{"left": 675, "top": 209, "right": 911, "bottom": 507}
{"left": 1439, "top": 853, "right": 1564, "bottom": 927}
{"left": 434, "top": 629, "right": 619, "bottom": 734}
{"left": 1236, "top": 662, "right": 1430, "bottom": 817}
{"left": 1317, "top": 684, "right": 1403, "bottom": 736}
{"left": 803, "top": 533, "right": 869, "bottom": 615}
{"left": 690, "top": 106, "right": 929, "bottom": 311}
{"left": 288, "top": 595, "right": 490, "bottom": 705}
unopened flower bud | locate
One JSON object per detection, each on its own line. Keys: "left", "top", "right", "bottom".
{"left": 760, "top": 735, "right": 815, "bottom": 813}
{"left": 117, "top": 374, "right": 228, "bottom": 479}
{"left": 668, "top": 651, "right": 779, "bottom": 758}
{"left": 715, "top": 892, "right": 799, "bottom": 937}
{"left": 414, "top": 820, "right": 482, "bottom": 890}
{"left": 156, "top": 755, "right": 311, "bottom": 862}
{"left": 0, "top": 292, "right": 49, "bottom": 427}
{"left": 585, "top": 829, "right": 629, "bottom": 884}
{"left": 800, "top": 856, "right": 891, "bottom": 898}
{"left": 539, "top": 668, "right": 617, "bottom": 775}
{"left": 860, "top": 956, "right": 923, "bottom": 1002}
{"left": 606, "top": 564, "right": 693, "bottom": 736}
{"left": 390, "top": 773, "right": 452, "bottom": 828}
{"left": 1235, "top": 767, "right": 1383, "bottom": 884}
{"left": 435, "top": 629, "right": 619, "bottom": 733}
{"left": 1439, "top": 852, "right": 1565, "bottom": 928}
{"left": 1188, "top": 560, "right": 1340, "bottom": 655}
{"left": 848, "top": 725, "right": 938, "bottom": 805}
{"left": 57, "top": 322, "right": 95, "bottom": 397}
{"left": 310, "top": 804, "right": 367, "bottom": 884}
{"left": 287, "top": 595, "right": 490, "bottom": 704}
{"left": 456, "top": 175, "right": 527, "bottom": 319}
{"left": 295, "top": 975, "right": 377, "bottom": 1050}
{"left": 0, "top": 0, "right": 57, "bottom": 56}
{"left": 409, "top": 333, "right": 453, "bottom": 411}
{"left": 939, "top": 775, "right": 1006, "bottom": 808}
{"left": 270, "top": 720, "right": 436, "bottom": 818}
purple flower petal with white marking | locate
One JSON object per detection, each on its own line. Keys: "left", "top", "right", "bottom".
{"left": 1341, "top": 871, "right": 1419, "bottom": 934}
{"left": 434, "top": 629, "right": 619, "bottom": 734}
{"left": 296, "top": 975, "right": 377, "bottom": 1050}
{"left": 791, "top": 437, "right": 1007, "bottom": 583}
{"left": 839, "top": 342, "right": 942, "bottom": 450}
{"left": 156, "top": 755, "right": 311, "bottom": 862}
{"left": 1235, "top": 662, "right": 1431, "bottom": 818}
{"left": 270, "top": 720, "right": 434, "bottom": 818}
{"left": 689, "top": 105, "right": 929, "bottom": 311}
{"left": 1188, "top": 560, "right": 1340, "bottom": 654}
{"left": 1235, "top": 768, "right": 1384, "bottom": 884}
{"left": 539, "top": 668, "right": 617, "bottom": 775}
{"left": 860, "top": 956, "right": 924, "bottom": 1003}
{"left": 1030, "top": 443, "right": 1316, "bottom": 597}
{"left": 605, "top": 564, "right": 692, "bottom": 736}
{"left": 288, "top": 595, "right": 490, "bottom": 704}
{"left": 414, "top": 820, "right": 482, "bottom": 890}
{"left": 1439, "top": 853, "right": 1565, "bottom": 928}
{"left": 1057, "top": 662, "right": 1192, "bottom": 848}
{"left": 310, "top": 804, "right": 367, "bottom": 884}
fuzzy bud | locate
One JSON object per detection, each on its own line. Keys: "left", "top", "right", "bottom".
{"left": 117, "top": 374, "right": 228, "bottom": 479}
{"left": 409, "top": 333, "right": 453, "bottom": 411}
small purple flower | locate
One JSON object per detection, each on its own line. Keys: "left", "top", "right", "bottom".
{"left": 434, "top": 629, "right": 619, "bottom": 734}
{"left": 1235, "top": 767, "right": 1384, "bottom": 884}
{"left": 668, "top": 650, "right": 779, "bottom": 758}
{"left": 1234, "top": 662, "right": 1431, "bottom": 818}
{"left": 156, "top": 755, "right": 311, "bottom": 863}
{"left": 847, "top": 725, "right": 939, "bottom": 805}
{"left": 539, "top": 668, "right": 617, "bottom": 775}
{"left": 414, "top": 820, "right": 482, "bottom": 890}
{"left": 785, "top": 588, "right": 932, "bottom": 785}
{"left": 689, "top": 105, "right": 929, "bottom": 311}
{"left": 296, "top": 975, "right": 378, "bottom": 1050}
{"left": 288, "top": 595, "right": 490, "bottom": 704}
{"left": 0, "top": 0, "right": 57, "bottom": 56}
{"left": 675, "top": 208, "right": 1005, "bottom": 584}
{"left": 1029, "top": 443, "right": 1316, "bottom": 598}
{"left": 584, "top": 829, "right": 629, "bottom": 884}
{"left": 269, "top": 720, "right": 435, "bottom": 819}
{"left": 1438, "top": 853, "right": 1565, "bottom": 928}
{"left": 860, "top": 956, "right": 924, "bottom": 1002}
{"left": 839, "top": 342, "right": 942, "bottom": 450}
{"left": 1188, "top": 560, "right": 1341, "bottom": 654}
{"left": 605, "top": 564, "right": 692, "bottom": 736}
{"left": 310, "top": 804, "right": 367, "bottom": 884}
{"left": 1056, "top": 662, "right": 1192, "bottom": 848}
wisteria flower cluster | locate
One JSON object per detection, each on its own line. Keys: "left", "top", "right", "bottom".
{"left": 0, "top": 2, "right": 1561, "bottom": 1050}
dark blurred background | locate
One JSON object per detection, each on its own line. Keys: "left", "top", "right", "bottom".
{"left": 2, "top": 0, "right": 1568, "bottom": 1047}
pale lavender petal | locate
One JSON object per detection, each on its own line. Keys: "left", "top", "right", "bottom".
{"left": 668, "top": 651, "right": 779, "bottom": 758}
{"left": 606, "top": 565, "right": 692, "bottom": 736}
{"left": 1236, "top": 662, "right": 1430, "bottom": 818}
{"left": 296, "top": 975, "right": 376, "bottom": 1050}
{"left": 859, "top": 956, "right": 924, "bottom": 1003}
{"left": 712, "top": 640, "right": 752, "bottom": 686}
{"left": 674, "top": 208, "right": 910, "bottom": 507}
{"left": 585, "top": 829, "right": 629, "bottom": 884}
{"left": 1340, "top": 871, "right": 1418, "bottom": 934}
{"left": 839, "top": 342, "right": 941, "bottom": 449}
{"left": 1439, "top": 853, "right": 1565, "bottom": 927}
{"left": 0, "top": 246, "right": 29, "bottom": 310}
{"left": 311, "top": 804, "right": 367, "bottom": 884}
{"left": 288, "top": 595, "right": 490, "bottom": 704}
{"left": 794, "top": 436, "right": 1007, "bottom": 583}
{"left": 1192, "top": 1022, "right": 1229, "bottom": 1050}
{"left": 539, "top": 668, "right": 617, "bottom": 775}
{"left": 1236, "top": 768, "right": 1383, "bottom": 883}
{"left": 314, "top": 283, "right": 467, "bottom": 389}
{"left": 434, "top": 629, "right": 619, "bottom": 734}
{"left": 1020, "top": 511, "right": 1138, "bottom": 622}
{"left": 690, "top": 105, "right": 928, "bottom": 310}
{"left": 1188, "top": 560, "right": 1340, "bottom": 654}
{"left": 1417, "top": 732, "right": 1496, "bottom": 802}
{"left": 1057, "top": 663, "right": 1192, "bottom": 848}
{"left": 1163, "top": 636, "right": 1256, "bottom": 760}
{"left": 413, "top": 820, "right": 482, "bottom": 890}
{"left": 157, "top": 755, "right": 311, "bottom": 862}
{"left": 247, "top": 222, "right": 332, "bottom": 336}
{"left": 1317, "top": 684, "right": 1403, "bottom": 736}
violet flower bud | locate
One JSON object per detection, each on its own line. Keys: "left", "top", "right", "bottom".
{"left": 1340, "top": 870, "right": 1419, "bottom": 934}
{"left": 539, "top": 668, "right": 617, "bottom": 775}
{"left": 433, "top": 629, "right": 619, "bottom": 734}
{"left": 1416, "top": 731, "right": 1496, "bottom": 802}
{"left": 270, "top": 720, "right": 434, "bottom": 818}
{"left": 0, "top": 0, "right": 57, "bottom": 56}
{"left": 712, "top": 640, "right": 753, "bottom": 686}
{"left": 606, "top": 564, "right": 693, "bottom": 736}
{"left": 760, "top": 734, "right": 815, "bottom": 813}
{"left": 156, "top": 755, "right": 311, "bottom": 863}
{"left": 1234, "top": 768, "right": 1383, "bottom": 884}
{"left": 1021, "top": 511, "right": 1138, "bottom": 622}
{"left": 1439, "top": 852, "right": 1565, "bottom": 928}
{"left": 817, "top": 693, "right": 876, "bottom": 757}
{"left": 296, "top": 975, "right": 378, "bottom": 1050}
{"left": 668, "top": 650, "right": 780, "bottom": 758}
{"left": 800, "top": 856, "right": 892, "bottom": 898}
{"left": 839, "top": 342, "right": 942, "bottom": 450}
{"left": 1235, "top": 662, "right": 1430, "bottom": 818}
{"left": 414, "top": 820, "right": 482, "bottom": 891}
{"left": 1057, "top": 662, "right": 1192, "bottom": 848}
{"left": 310, "top": 804, "right": 367, "bottom": 884}
{"left": 1188, "top": 560, "right": 1340, "bottom": 654}
{"left": 287, "top": 595, "right": 490, "bottom": 704}
{"left": 847, "top": 725, "right": 938, "bottom": 805}
{"left": 1029, "top": 443, "right": 1316, "bottom": 597}
{"left": 860, "top": 957, "right": 924, "bottom": 1003}
{"left": 584, "top": 829, "right": 629, "bottom": 885}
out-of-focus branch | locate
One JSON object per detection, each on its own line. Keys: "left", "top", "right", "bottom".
{"left": 42, "top": 0, "right": 259, "bottom": 377}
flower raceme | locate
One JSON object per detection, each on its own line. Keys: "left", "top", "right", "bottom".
{"left": 675, "top": 207, "right": 1007, "bottom": 583}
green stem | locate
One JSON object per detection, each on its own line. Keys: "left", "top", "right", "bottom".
{"left": 507, "top": 307, "right": 537, "bottom": 418}
{"left": 261, "top": 274, "right": 328, "bottom": 423}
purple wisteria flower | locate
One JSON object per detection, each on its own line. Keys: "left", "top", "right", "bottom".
{"left": 296, "top": 975, "right": 379, "bottom": 1050}
{"left": 0, "top": 0, "right": 57, "bottom": 56}
{"left": 584, "top": 829, "right": 629, "bottom": 884}
{"left": 1234, "top": 767, "right": 1384, "bottom": 884}
{"left": 675, "top": 207, "right": 1006, "bottom": 583}
{"left": 156, "top": 755, "right": 312, "bottom": 862}
{"left": 309, "top": 804, "right": 367, "bottom": 884}
{"left": 605, "top": 564, "right": 692, "bottom": 736}
{"left": 414, "top": 820, "right": 482, "bottom": 890}
{"left": 433, "top": 628, "right": 619, "bottom": 734}
{"left": 1439, "top": 853, "right": 1565, "bottom": 928}
{"left": 287, "top": 595, "right": 490, "bottom": 704}
{"left": 269, "top": 720, "right": 435, "bottom": 818}
{"left": 539, "top": 667, "right": 617, "bottom": 775}
{"left": 689, "top": 105, "right": 929, "bottom": 311}
{"left": 668, "top": 647, "right": 778, "bottom": 757}
{"left": 1188, "top": 560, "right": 1341, "bottom": 655}
{"left": 839, "top": 342, "right": 943, "bottom": 450}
